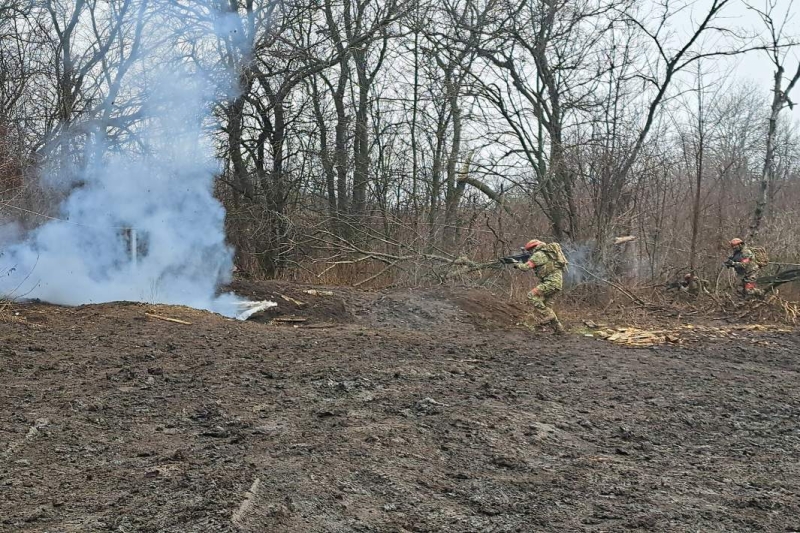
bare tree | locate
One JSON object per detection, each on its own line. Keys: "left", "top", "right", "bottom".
{"left": 747, "top": 0, "right": 800, "bottom": 237}
{"left": 39, "top": 0, "right": 137, "bottom": 152}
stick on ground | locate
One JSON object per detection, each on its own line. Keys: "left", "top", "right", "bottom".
{"left": 145, "top": 313, "right": 192, "bottom": 325}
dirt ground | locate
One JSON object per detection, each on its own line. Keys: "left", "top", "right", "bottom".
{"left": 1, "top": 282, "right": 799, "bottom": 532}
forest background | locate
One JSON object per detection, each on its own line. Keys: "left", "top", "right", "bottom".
{"left": 1, "top": 0, "right": 800, "bottom": 300}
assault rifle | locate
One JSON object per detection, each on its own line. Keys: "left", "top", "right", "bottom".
{"left": 498, "top": 249, "right": 531, "bottom": 265}
{"left": 664, "top": 279, "right": 685, "bottom": 291}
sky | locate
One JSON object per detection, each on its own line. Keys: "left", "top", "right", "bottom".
{"left": 711, "top": 0, "right": 800, "bottom": 121}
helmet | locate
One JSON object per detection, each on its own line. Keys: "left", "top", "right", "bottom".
{"left": 524, "top": 239, "right": 544, "bottom": 251}
{"left": 729, "top": 238, "right": 744, "bottom": 248}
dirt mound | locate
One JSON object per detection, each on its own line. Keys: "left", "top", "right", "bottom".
{"left": 1, "top": 300, "right": 226, "bottom": 331}
{"left": 448, "top": 287, "right": 529, "bottom": 329}
{"left": 226, "top": 279, "right": 353, "bottom": 325}
{"left": 225, "top": 280, "right": 528, "bottom": 331}
{"left": 349, "top": 286, "right": 528, "bottom": 331}
{"left": 353, "top": 288, "right": 465, "bottom": 330}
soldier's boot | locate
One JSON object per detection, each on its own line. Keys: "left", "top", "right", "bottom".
{"left": 539, "top": 307, "right": 565, "bottom": 335}
{"left": 520, "top": 315, "right": 545, "bottom": 332}
{"left": 531, "top": 308, "right": 559, "bottom": 333}
{"left": 521, "top": 308, "right": 551, "bottom": 332}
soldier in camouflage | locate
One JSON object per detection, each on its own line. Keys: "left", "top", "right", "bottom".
{"left": 680, "top": 273, "right": 709, "bottom": 295}
{"left": 513, "top": 239, "right": 566, "bottom": 334}
{"left": 724, "top": 238, "right": 763, "bottom": 298}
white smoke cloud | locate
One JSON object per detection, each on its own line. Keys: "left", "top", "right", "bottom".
{"left": 561, "top": 242, "right": 607, "bottom": 287}
{"left": 0, "top": 2, "right": 251, "bottom": 318}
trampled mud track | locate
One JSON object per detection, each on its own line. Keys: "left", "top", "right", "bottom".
{"left": 1, "top": 283, "right": 799, "bottom": 532}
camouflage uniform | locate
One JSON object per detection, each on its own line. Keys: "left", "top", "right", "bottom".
{"left": 680, "top": 274, "right": 709, "bottom": 295}
{"left": 514, "top": 248, "right": 564, "bottom": 333}
{"left": 727, "top": 246, "right": 762, "bottom": 298}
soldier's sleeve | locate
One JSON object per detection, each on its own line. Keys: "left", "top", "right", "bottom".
{"left": 528, "top": 251, "right": 549, "bottom": 268}
{"left": 515, "top": 251, "right": 545, "bottom": 271}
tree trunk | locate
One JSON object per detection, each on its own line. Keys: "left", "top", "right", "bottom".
{"left": 352, "top": 49, "right": 370, "bottom": 216}
{"left": 263, "top": 98, "right": 287, "bottom": 276}
{"left": 428, "top": 108, "right": 447, "bottom": 247}
{"left": 410, "top": 26, "right": 420, "bottom": 226}
{"left": 226, "top": 95, "right": 254, "bottom": 202}
{"left": 750, "top": 66, "right": 783, "bottom": 239}
{"left": 443, "top": 73, "right": 462, "bottom": 249}
{"left": 310, "top": 79, "right": 338, "bottom": 221}
{"left": 689, "top": 74, "right": 705, "bottom": 272}
{"left": 333, "top": 64, "right": 350, "bottom": 217}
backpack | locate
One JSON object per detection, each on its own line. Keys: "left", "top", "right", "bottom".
{"left": 542, "top": 243, "right": 569, "bottom": 271}
{"left": 751, "top": 246, "right": 769, "bottom": 267}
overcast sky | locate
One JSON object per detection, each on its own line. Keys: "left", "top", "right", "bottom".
{"left": 714, "top": 0, "right": 800, "bottom": 120}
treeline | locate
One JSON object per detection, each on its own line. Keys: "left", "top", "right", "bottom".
{"left": 1, "top": 0, "right": 799, "bottom": 286}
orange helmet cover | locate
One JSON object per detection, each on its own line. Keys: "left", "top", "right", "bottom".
{"left": 524, "top": 239, "right": 544, "bottom": 251}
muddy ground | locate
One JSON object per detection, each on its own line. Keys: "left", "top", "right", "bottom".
{"left": 1, "top": 282, "right": 799, "bottom": 532}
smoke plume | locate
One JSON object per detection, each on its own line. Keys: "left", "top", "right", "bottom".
{"left": 0, "top": 2, "right": 249, "bottom": 317}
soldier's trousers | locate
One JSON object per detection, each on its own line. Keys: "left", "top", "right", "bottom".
{"left": 741, "top": 275, "right": 763, "bottom": 298}
{"left": 525, "top": 271, "right": 563, "bottom": 325}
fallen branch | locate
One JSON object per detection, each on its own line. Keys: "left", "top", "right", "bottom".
{"left": 145, "top": 313, "right": 192, "bottom": 325}
{"left": 280, "top": 294, "right": 306, "bottom": 306}
{"left": 353, "top": 260, "right": 400, "bottom": 287}
{"left": 457, "top": 175, "right": 516, "bottom": 217}
{"left": 271, "top": 317, "right": 307, "bottom": 323}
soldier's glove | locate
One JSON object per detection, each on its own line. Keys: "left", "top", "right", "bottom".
{"left": 512, "top": 262, "right": 525, "bottom": 270}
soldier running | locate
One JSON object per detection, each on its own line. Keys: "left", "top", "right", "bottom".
{"left": 724, "top": 238, "right": 763, "bottom": 298}
{"left": 513, "top": 239, "right": 567, "bottom": 335}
